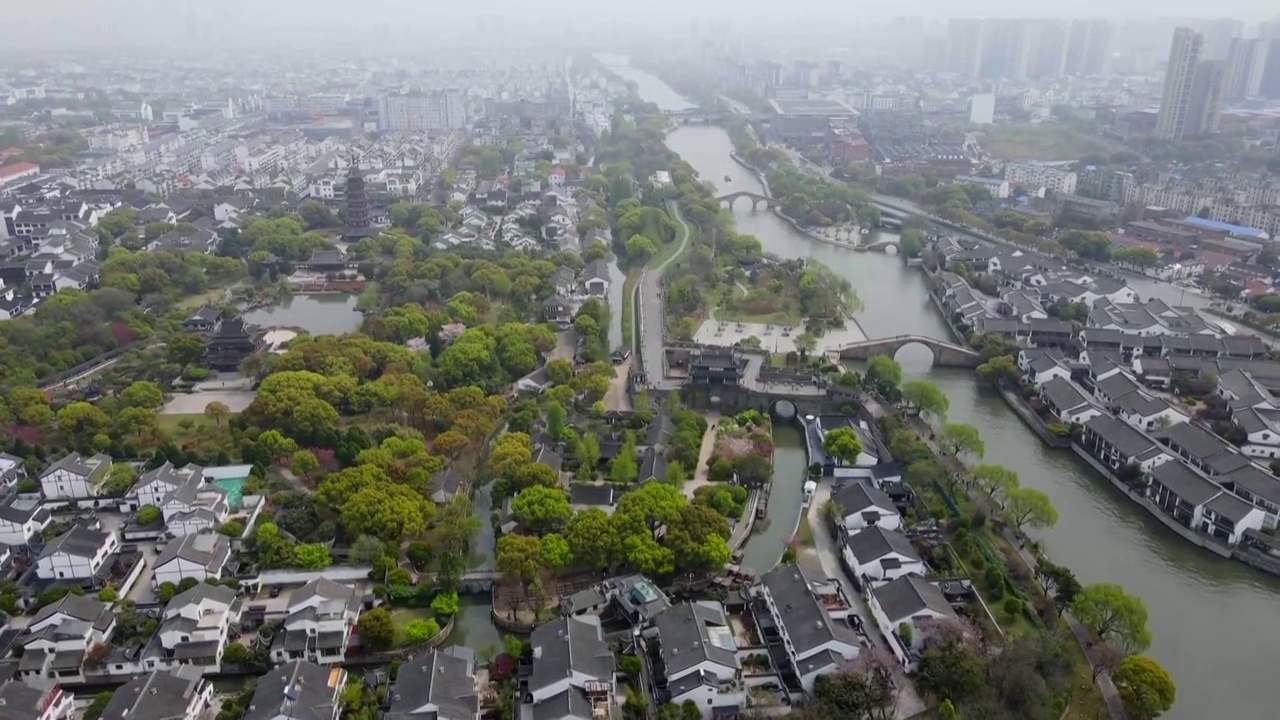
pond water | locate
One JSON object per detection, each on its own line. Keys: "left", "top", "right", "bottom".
{"left": 241, "top": 294, "right": 365, "bottom": 335}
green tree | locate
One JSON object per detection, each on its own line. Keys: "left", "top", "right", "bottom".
{"left": 865, "top": 355, "right": 903, "bottom": 392}
{"left": 341, "top": 483, "right": 433, "bottom": 541}
{"left": 1072, "top": 583, "right": 1152, "bottom": 653}
{"left": 289, "top": 449, "right": 320, "bottom": 479}
{"left": 614, "top": 482, "right": 686, "bottom": 541}
{"left": 121, "top": 380, "right": 165, "bottom": 409}
{"left": 1114, "top": 655, "right": 1177, "bottom": 720}
{"left": 625, "top": 233, "right": 658, "bottom": 263}
{"left": 431, "top": 590, "right": 459, "bottom": 617}
{"left": 540, "top": 533, "right": 573, "bottom": 575}
{"left": 546, "top": 401, "right": 566, "bottom": 440}
{"left": 977, "top": 355, "right": 1021, "bottom": 385}
{"left": 822, "top": 427, "right": 864, "bottom": 466}
{"left": 57, "top": 401, "right": 111, "bottom": 442}
{"left": 900, "top": 379, "right": 949, "bottom": 418}
{"left": 356, "top": 606, "right": 395, "bottom": 650}
{"left": 1004, "top": 486, "right": 1058, "bottom": 531}
{"left": 496, "top": 534, "right": 543, "bottom": 586}
{"left": 511, "top": 485, "right": 573, "bottom": 535}
{"left": 546, "top": 358, "right": 573, "bottom": 385}
{"left": 84, "top": 691, "right": 114, "bottom": 720}
{"left": 971, "top": 463, "right": 1019, "bottom": 503}
{"left": 293, "top": 543, "right": 331, "bottom": 569}
{"left": 405, "top": 618, "right": 441, "bottom": 645}
{"left": 204, "top": 400, "right": 230, "bottom": 426}
{"left": 102, "top": 463, "right": 138, "bottom": 496}
{"left": 167, "top": 333, "right": 207, "bottom": 366}
{"left": 566, "top": 508, "right": 617, "bottom": 570}
{"left": 577, "top": 433, "right": 601, "bottom": 480}
{"left": 938, "top": 422, "right": 985, "bottom": 460}
{"left": 136, "top": 505, "right": 162, "bottom": 525}
{"left": 609, "top": 432, "right": 639, "bottom": 483}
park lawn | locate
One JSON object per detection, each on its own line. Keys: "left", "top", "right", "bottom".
{"left": 1063, "top": 643, "right": 1109, "bottom": 720}
{"left": 390, "top": 607, "right": 436, "bottom": 646}
{"left": 715, "top": 307, "right": 803, "bottom": 326}
{"left": 977, "top": 123, "right": 1113, "bottom": 162}
{"left": 157, "top": 413, "right": 238, "bottom": 449}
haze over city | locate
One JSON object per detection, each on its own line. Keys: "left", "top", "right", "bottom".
{"left": 0, "top": 6, "right": 1278, "bottom": 720}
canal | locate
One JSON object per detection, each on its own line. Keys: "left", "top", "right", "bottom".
{"left": 610, "top": 58, "right": 1280, "bottom": 720}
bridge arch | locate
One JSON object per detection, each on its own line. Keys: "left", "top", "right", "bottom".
{"left": 834, "top": 334, "right": 983, "bottom": 369}
{"left": 769, "top": 399, "right": 798, "bottom": 422}
{"left": 717, "top": 191, "right": 774, "bottom": 211}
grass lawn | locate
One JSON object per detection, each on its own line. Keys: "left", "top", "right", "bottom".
{"left": 177, "top": 288, "right": 228, "bottom": 310}
{"left": 156, "top": 413, "right": 238, "bottom": 449}
{"left": 795, "top": 515, "right": 815, "bottom": 548}
{"left": 716, "top": 307, "right": 803, "bottom": 326}
{"left": 390, "top": 607, "right": 436, "bottom": 646}
{"left": 620, "top": 269, "right": 642, "bottom": 351}
{"left": 977, "top": 123, "right": 1113, "bottom": 162}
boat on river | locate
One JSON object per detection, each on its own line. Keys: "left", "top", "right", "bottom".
{"left": 724, "top": 174, "right": 732, "bottom": 182}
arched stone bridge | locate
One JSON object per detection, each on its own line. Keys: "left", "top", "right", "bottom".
{"left": 717, "top": 191, "right": 776, "bottom": 210}
{"left": 834, "top": 335, "right": 983, "bottom": 368}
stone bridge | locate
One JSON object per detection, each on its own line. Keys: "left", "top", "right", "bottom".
{"left": 418, "top": 569, "right": 500, "bottom": 594}
{"left": 717, "top": 191, "right": 776, "bottom": 210}
{"left": 665, "top": 108, "right": 729, "bottom": 124}
{"left": 833, "top": 334, "right": 983, "bottom": 368}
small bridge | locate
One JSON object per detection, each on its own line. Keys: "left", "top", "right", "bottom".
{"left": 834, "top": 335, "right": 983, "bottom": 368}
{"left": 666, "top": 108, "right": 729, "bottom": 124}
{"left": 717, "top": 191, "right": 776, "bottom": 211}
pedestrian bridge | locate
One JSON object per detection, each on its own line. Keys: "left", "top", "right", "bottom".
{"left": 833, "top": 335, "right": 983, "bottom": 368}
{"left": 717, "top": 191, "right": 776, "bottom": 210}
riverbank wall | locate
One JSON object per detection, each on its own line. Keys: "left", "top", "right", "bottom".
{"left": 1069, "top": 445, "right": 1236, "bottom": 560}
{"left": 996, "top": 383, "right": 1073, "bottom": 449}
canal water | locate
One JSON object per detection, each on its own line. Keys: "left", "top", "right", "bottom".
{"left": 615, "top": 60, "right": 1280, "bottom": 720}
{"left": 741, "top": 425, "right": 807, "bottom": 573}
{"left": 241, "top": 294, "right": 365, "bottom": 335}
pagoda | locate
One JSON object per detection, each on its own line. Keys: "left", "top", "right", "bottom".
{"left": 341, "top": 155, "right": 375, "bottom": 240}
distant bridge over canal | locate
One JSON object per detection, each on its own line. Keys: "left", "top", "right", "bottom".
{"left": 717, "top": 191, "right": 777, "bottom": 211}
{"left": 833, "top": 334, "right": 983, "bottom": 368}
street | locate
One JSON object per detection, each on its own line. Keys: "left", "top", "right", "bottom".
{"left": 803, "top": 480, "right": 926, "bottom": 719}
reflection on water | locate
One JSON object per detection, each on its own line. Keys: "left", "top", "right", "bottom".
{"left": 741, "top": 425, "right": 806, "bottom": 573}
{"left": 242, "top": 294, "right": 364, "bottom": 335}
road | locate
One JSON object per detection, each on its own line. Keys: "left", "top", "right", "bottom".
{"left": 637, "top": 202, "right": 693, "bottom": 386}
{"left": 804, "top": 481, "right": 926, "bottom": 719}
{"left": 604, "top": 357, "right": 634, "bottom": 412}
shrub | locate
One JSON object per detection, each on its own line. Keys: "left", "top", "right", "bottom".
{"left": 1002, "top": 597, "right": 1022, "bottom": 619}
{"left": 619, "top": 654, "right": 642, "bottom": 677}
{"left": 135, "top": 505, "right": 162, "bottom": 525}
{"left": 431, "top": 590, "right": 459, "bottom": 618}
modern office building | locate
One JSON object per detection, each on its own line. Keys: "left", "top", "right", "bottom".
{"left": 1065, "top": 19, "right": 1114, "bottom": 76}
{"left": 1186, "top": 59, "right": 1226, "bottom": 136}
{"left": 946, "top": 18, "right": 986, "bottom": 79}
{"left": 969, "top": 93, "right": 995, "bottom": 125}
{"left": 377, "top": 90, "right": 465, "bottom": 133}
{"left": 1155, "top": 28, "right": 1205, "bottom": 140}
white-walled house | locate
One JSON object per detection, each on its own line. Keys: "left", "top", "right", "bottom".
{"left": 245, "top": 661, "right": 345, "bottom": 720}
{"left": 0, "top": 493, "right": 51, "bottom": 544}
{"left": 0, "top": 452, "right": 24, "bottom": 488}
{"left": 99, "top": 668, "right": 213, "bottom": 720}
{"left": 1038, "top": 378, "right": 1103, "bottom": 426}
{"left": 526, "top": 615, "right": 615, "bottom": 717}
{"left": 387, "top": 647, "right": 480, "bottom": 720}
{"left": 754, "top": 564, "right": 860, "bottom": 694}
{"left": 146, "top": 583, "right": 240, "bottom": 671}
{"left": 39, "top": 453, "right": 113, "bottom": 503}
{"left": 1146, "top": 461, "right": 1267, "bottom": 545}
{"left": 1017, "top": 348, "right": 1071, "bottom": 387}
{"left": 1234, "top": 407, "right": 1280, "bottom": 460}
{"left": 133, "top": 462, "right": 205, "bottom": 508}
{"left": 36, "top": 526, "right": 118, "bottom": 581}
{"left": 271, "top": 578, "right": 363, "bottom": 665}
{"left": 867, "top": 575, "right": 959, "bottom": 671}
{"left": 1081, "top": 416, "right": 1173, "bottom": 473}
{"left": 1115, "top": 393, "right": 1188, "bottom": 432}
{"left": 0, "top": 680, "right": 75, "bottom": 720}
{"left": 830, "top": 482, "right": 901, "bottom": 533}
{"left": 20, "top": 595, "right": 117, "bottom": 681}
{"left": 650, "top": 602, "right": 744, "bottom": 717}
{"left": 153, "top": 533, "right": 231, "bottom": 587}
{"left": 840, "top": 527, "right": 926, "bottom": 587}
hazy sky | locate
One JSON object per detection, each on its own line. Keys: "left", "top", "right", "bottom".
{"left": 8, "top": 0, "right": 1274, "bottom": 24}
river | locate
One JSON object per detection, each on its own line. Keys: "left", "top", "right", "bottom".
{"left": 612, "top": 59, "right": 1280, "bottom": 720}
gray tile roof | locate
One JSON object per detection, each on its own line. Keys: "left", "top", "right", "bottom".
{"left": 1149, "top": 462, "right": 1224, "bottom": 507}
{"left": 831, "top": 481, "right": 896, "bottom": 517}
{"left": 843, "top": 526, "right": 921, "bottom": 566}
{"left": 532, "top": 687, "right": 594, "bottom": 720}
{"left": 1204, "top": 490, "right": 1258, "bottom": 523}
{"left": 244, "top": 661, "right": 344, "bottom": 720}
{"left": 389, "top": 647, "right": 477, "bottom": 720}
{"left": 528, "top": 616, "right": 612, "bottom": 696}
{"left": 31, "top": 593, "right": 115, "bottom": 631}
{"left": 0, "top": 680, "right": 53, "bottom": 720}
{"left": 41, "top": 452, "right": 111, "bottom": 483}
{"left": 653, "top": 602, "right": 739, "bottom": 679}
{"left": 168, "top": 581, "right": 237, "bottom": 611}
{"left": 1220, "top": 464, "right": 1280, "bottom": 507}
{"left": 100, "top": 669, "right": 205, "bottom": 720}
{"left": 155, "top": 533, "right": 230, "bottom": 572}
{"left": 40, "top": 525, "right": 109, "bottom": 559}
{"left": 872, "top": 575, "right": 958, "bottom": 624}
{"left": 761, "top": 564, "right": 857, "bottom": 656}
{"left": 1040, "top": 377, "right": 1093, "bottom": 414}
{"left": 1158, "top": 422, "right": 1233, "bottom": 465}
{"left": 1085, "top": 415, "right": 1160, "bottom": 459}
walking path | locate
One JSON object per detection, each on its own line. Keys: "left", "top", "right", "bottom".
{"left": 904, "top": 414, "right": 1127, "bottom": 720}
{"left": 804, "top": 480, "right": 926, "bottom": 719}
{"left": 637, "top": 202, "right": 693, "bottom": 389}
{"left": 683, "top": 410, "right": 720, "bottom": 500}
